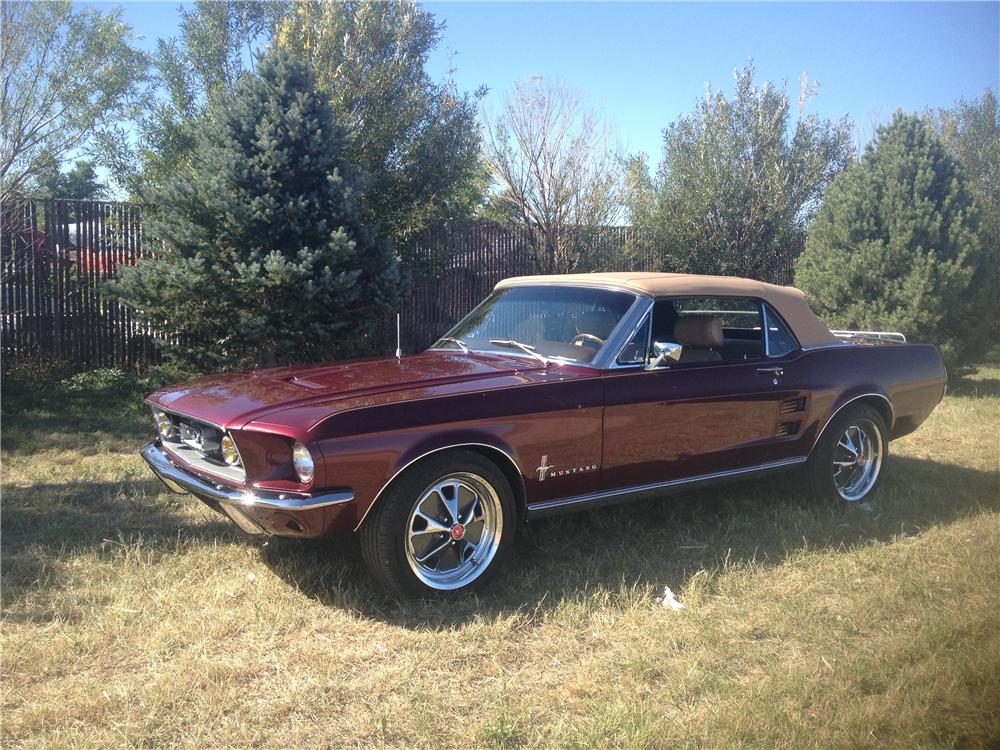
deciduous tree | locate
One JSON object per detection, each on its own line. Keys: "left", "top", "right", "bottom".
{"left": 483, "top": 77, "right": 625, "bottom": 273}
{"left": 103, "top": 0, "right": 285, "bottom": 198}
{"left": 627, "top": 63, "right": 853, "bottom": 281}
{"left": 929, "top": 90, "right": 999, "bottom": 252}
{"left": 276, "top": 0, "right": 485, "bottom": 241}
{"left": 38, "top": 160, "right": 106, "bottom": 200}
{"left": 0, "top": 0, "right": 147, "bottom": 199}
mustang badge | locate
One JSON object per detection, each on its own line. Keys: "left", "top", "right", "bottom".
{"left": 537, "top": 455, "right": 598, "bottom": 481}
{"left": 537, "top": 455, "right": 553, "bottom": 481}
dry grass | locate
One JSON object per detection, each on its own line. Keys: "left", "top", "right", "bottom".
{"left": 2, "top": 363, "right": 999, "bottom": 749}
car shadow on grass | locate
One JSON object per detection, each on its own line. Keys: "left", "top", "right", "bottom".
{"left": 1, "top": 478, "right": 242, "bottom": 613}
{"left": 260, "top": 455, "right": 999, "bottom": 629}
{"left": 1, "top": 387, "right": 152, "bottom": 456}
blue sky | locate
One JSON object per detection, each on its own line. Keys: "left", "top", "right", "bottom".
{"left": 109, "top": 1, "right": 998, "bottom": 162}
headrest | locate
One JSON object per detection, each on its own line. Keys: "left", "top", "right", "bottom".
{"left": 673, "top": 315, "right": 723, "bottom": 349}
{"left": 576, "top": 310, "right": 619, "bottom": 339}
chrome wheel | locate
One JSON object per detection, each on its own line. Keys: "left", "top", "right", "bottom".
{"left": 832, "top": 418, "right": 884, "bottom": 501}
{"left": 404, "top": 472, "right": 503, "bottom": 590}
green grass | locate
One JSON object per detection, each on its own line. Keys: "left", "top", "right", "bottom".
{"left": 2, "top": 365, "right": 998, "bottom": 749}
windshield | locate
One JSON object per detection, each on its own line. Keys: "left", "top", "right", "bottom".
{"left": 432, "top": 285, "right": 636, "bottom": 364}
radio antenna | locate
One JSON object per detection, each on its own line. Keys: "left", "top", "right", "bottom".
{"left": 395, "top": 312, "right": 402, "bottom": 361}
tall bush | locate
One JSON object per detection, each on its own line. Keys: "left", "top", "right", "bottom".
{"left": 796, "top": 113, "right": 997, "bottom": 368}
{"left": 627, "top": 63, "right": 853, "bottom": 280}
{"left": 110, "top": 50, "right": 400, "bottom": 370}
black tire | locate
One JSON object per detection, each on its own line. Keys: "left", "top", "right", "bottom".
{"left": 807, "top": 403, "right": 889, "bottom": 504}
{"left": 359, "top": 450, "right": 517, "bottom": 598}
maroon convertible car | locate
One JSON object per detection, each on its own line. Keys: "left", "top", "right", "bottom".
{"left": 140, "top": 273, "right": 947, "bottom": 596}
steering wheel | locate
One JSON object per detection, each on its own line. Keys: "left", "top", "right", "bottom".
{"left": 571, "top": 332, "right": 605, "bottom": 349}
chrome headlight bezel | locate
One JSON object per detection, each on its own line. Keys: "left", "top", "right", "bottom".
{"left": 292, "top": 441, "right": 315, "bottom": 484}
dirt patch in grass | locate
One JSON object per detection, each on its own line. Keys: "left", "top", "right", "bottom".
{"left": 2, "top": 365, "right": 998, "bottom": 748}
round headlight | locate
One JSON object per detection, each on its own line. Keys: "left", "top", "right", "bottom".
{"left": 220, "top": 433, "right": 241, "bottom": 466}
{"left": 154, "top": 410, "right": 174, "bottom": 439}
{"left": 292, "top": 441, "right": 315, "bottom": 484}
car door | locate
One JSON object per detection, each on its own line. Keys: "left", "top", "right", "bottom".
{"left": 600, "top": 296, "right": 791, "bottom": 490}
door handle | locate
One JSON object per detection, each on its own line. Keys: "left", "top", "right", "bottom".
{"left": 755, "top": 366, "right": 784, "bottom": 376}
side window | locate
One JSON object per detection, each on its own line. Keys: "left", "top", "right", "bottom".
{"left": 764, "top": 304, "right": 799, "bottom": 357}
{"left": 616, "top": 313, "right": 651, "bottom": 365}
{"left": 665, "top": 296, "right": 765, "bottom": 362}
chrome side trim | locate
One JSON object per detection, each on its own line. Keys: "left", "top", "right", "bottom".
{"left": 526, "top": 456, "right": 808, "bottom": 518}
{"left": 140, "top": 442, "right": 354, "bottom": 511}
{"left": 801, "top": 341, "right": 853, "bottom": 351}
{"left": 352, "top": 442, "right": 523, "bottom": 532}
{"left": 809, "top": 393, "right": 894, "bottom": 453}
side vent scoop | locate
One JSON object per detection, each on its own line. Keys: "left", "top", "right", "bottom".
{"left": 780, "top": 396, "right": 807, "bottom": 414}
{"left": 776, "top": 420, "right": 801, "bottom": 438}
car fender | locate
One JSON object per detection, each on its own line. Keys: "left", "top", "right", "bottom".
{"left": 342, "top": 427, "right": 525, "bottom": 532}
{"left": 810, "top": 388, "right": 894, "bottom": 454}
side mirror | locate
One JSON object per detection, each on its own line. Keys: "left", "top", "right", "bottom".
{"left": 645, "top": 341, "right": 682, "bottom": 370}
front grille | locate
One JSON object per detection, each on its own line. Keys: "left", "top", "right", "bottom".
{"left": 156, "top": 411, "right": 246, "bottom": 484}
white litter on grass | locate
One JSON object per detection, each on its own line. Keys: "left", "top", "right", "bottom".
{"left": 247, "top": 572, "right": 256, "bottom": 583}
{"left": 658, "top": 586, "right": 685, "bottom": 611}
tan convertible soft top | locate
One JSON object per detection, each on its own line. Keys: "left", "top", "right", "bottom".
{"left": 495, "top": 272, "right": 838, "bottom": 347}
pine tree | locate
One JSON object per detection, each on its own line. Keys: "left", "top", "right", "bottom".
{"left": 795, "top": 113, "right": 997, "bottom": 368}
{"left": 110, "top": 49, "right": 400, "bottom": 370}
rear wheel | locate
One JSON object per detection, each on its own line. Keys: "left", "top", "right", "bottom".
{"left": 360, "top": 450, "right": 516, "bottom": 598}
{"left": 807, "top": 404, "right": 887, "bottom": 504}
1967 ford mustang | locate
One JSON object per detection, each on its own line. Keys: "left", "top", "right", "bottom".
{"left": 140, "top": 273, "right": 947, "bottom": 596}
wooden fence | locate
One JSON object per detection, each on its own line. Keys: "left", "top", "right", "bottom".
{"left": 1, "top": 199, "right": 794, "bottom": 371}
{"left": 1, "top": 198, "right": 157, "bottom": 370}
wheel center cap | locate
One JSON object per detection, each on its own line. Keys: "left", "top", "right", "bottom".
{"left": 856, "top": 455, "right": 866, "bottom": 467}
{"left": 450, "top": 523, "right": 465, "bottom": 541}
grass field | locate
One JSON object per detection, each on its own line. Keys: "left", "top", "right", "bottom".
{"left": 2, "top": 363, "right": 998, "bottom": 749}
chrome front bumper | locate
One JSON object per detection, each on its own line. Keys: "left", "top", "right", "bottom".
{"left": 140, "top": 442, "right": 354, "bottom": 534}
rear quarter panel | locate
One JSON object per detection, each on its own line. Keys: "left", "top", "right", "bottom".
{"left": 787, "top": 343, "right": 946, "bottom": 452}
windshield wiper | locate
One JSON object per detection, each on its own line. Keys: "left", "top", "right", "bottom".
{"left": 488, "top": 339, "right": 550, "bottom": 367}
{"left": 437, "top": 336, "right": 470, "bottom": 354}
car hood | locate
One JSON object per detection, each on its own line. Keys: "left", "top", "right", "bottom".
{"left": 146, "top": 351, "right": 568, "bottom": 431}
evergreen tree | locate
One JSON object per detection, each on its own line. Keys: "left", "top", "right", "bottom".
{"left": 110, "top": 50, "right": 400, "bottom": 370}
{"left": 795, "top": 113, "right": 997, "bottom": 368}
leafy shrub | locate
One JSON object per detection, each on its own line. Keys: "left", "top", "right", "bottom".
{"left": 57, "top": 364, "right": 194, "bottom": 397}
{"left": 2, "top": 354, "right": 73, "bottom": 388}
{"left": 61, "top": 368, "right": 133, "bottom": 393}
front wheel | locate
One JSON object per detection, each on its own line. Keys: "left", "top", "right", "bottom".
{"left": 807, "top": 404, "right": 888, "bottom": 504}
{"left": 360, "top": 450, "right": 516, "bottom": 598}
